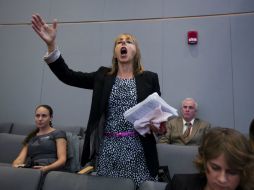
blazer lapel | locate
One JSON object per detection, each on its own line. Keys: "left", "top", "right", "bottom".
{"left": 189, "top": 119, "right": 199, "bottom": 138}
{"left": 135, "top": 73, "right": 144, "bottom": 103}
{"left": 177, "top": 117, "right": 184, "bottom": 136}
{"left": 100, "top": 74, "right": 115, "bottom": 112}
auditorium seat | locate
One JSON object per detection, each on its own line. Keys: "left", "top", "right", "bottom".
{"left": 137, "top": 144, "right": 198, "bottom": 190}
{"left": 43, "top": 171, "right": 136, "bottom": 190}
{"left": 10, "top": 123, "right": 86, "bottom": 138}
{"left": 56, "top": 125, "right": 86, "bottom": 138}
{"left": 0, "top": 122, "right": 13, "bottom": 133}
{"left": 139, "top": 181, "right": 167, "bottom": 190}
{"left": 0, "top": 133, "right": 24, "bottom": 164}
{"left": 10, "top": 123, "right": 35, "bottom": 135}
{"left": 0, "top": 165, "right": 41, "bottom": 190}
{"left": 157, "top": 143, "right": 198, "bottom": 176}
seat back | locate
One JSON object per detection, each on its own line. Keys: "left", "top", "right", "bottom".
{"left": 0, "top": 133, "right": 25, "bottom": 163}
{"left": 0, "top": 122, "right": 13, "bottom": 133}
{"left": 10, "top": 123, "right": 86, "bottom": 137}
{"left": 0, "top": 166, "right": 41, "bottom": 190}
{"left": 56, "top": 125, "right": 86, "bottom": 138}
{"left": 11, "top": 123, "right": 35, "bottom": 135}
{"left": 43, "top": 171, "right": 136, "bottom": 190}
{"left": 64, "top": 132, "right": 82, "bottom": 172}
{"left": 139, "top": 181, "right": 167, "bottom": 190}
{"left": 157, "top": 144, "right": 198, "bottom": 176}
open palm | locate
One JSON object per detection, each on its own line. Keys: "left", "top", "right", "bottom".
{"left": 31, "top": 14, "right": 57, "bottom": 46}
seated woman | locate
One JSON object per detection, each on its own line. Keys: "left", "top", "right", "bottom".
{"left": 166, "top": 127, "right": 254, "bottom": 190}
{"left": 12, "top": 104, "right": 67, "bottom": 172}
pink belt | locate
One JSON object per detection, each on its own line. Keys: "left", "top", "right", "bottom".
{"left": 104, "top": 131, "right": 137, "bottom": 137}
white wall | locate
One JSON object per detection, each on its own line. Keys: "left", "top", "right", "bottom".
{"left": 0, "top": 0, "right": 254, "bottom": 134}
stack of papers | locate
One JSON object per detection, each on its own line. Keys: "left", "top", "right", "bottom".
{"left": 124, "top": 92, "right": 178, "bottom": 136}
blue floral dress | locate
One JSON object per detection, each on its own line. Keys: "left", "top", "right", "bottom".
{"left": 96, "top": 77, "right": 155, "bottom": 186}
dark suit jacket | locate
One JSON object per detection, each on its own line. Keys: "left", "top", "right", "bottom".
{"left": 165, "top": 173, "right": 206, "bottom": 190}
{"left": 49, "top": 55, "right": 161, "bottom": 177}
{"left": 166, "top": 173, "right": 241, "bottom": 190}
{"left": 159, "top": 117, "right": 211, "bottom": 145}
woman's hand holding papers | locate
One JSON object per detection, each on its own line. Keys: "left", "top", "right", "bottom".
{"left": 147, "top": 121, "right": 167, "bottom": 135}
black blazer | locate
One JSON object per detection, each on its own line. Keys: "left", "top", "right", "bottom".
{"left": 49, "top": 55, "right": 161, "bottom": 177}
{"left": 166, "top": 174, "right": 206, "bottom": 190}
{"left": 166, "top": 173, "right": 241, "bottom": 190}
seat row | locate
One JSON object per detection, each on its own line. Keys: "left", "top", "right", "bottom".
{"left": 0, "top": 165, "right": 136, "bottom": 190}
{"left": 0, "top": 122, "right": 85, "bottom": 137}
{"left": 0, "top": 123, "right": 199, "bottom": 190}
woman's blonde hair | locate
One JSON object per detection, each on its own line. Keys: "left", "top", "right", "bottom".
{"left": 108, "top": 33, "right": 144, "bottom": 75}
{"left": 194, "top": 127, "right": 254, "bottom": 190}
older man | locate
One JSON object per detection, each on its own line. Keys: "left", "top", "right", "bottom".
{"left": 159, "top": 98, "right": 211, "bottom": 145}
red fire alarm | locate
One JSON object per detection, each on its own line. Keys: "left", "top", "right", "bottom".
{"left": 187, "top": 31, "right": 198, "bottom": 45}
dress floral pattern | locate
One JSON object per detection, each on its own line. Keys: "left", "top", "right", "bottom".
{"left": 96, "top": 77, "right": 155, "bottom": 186}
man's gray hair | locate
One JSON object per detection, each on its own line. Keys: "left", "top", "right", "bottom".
{"left": 181, "top": 97, "right": 198, "bottom": 110}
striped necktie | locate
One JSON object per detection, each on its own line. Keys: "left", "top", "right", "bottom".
{"left": 183, "top": 122, "right": 192, "bottom": 138}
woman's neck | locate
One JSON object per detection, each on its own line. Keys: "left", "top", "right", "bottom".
{"left": 117, "top": 63, "right": 133, "bottom": 79}
{"left": 204, "top": 184, "right": 210, "bottom": 190}
{"left": 37, "top": 126, "right": 54, "bottom": 135}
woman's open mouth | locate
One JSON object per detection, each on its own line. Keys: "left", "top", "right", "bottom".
{"left": 120, "top": 47, "right": 127, "bottom": 55}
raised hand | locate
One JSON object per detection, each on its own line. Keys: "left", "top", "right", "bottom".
{"left": 31, "top": 14, "right": 57, "bottom": 52}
